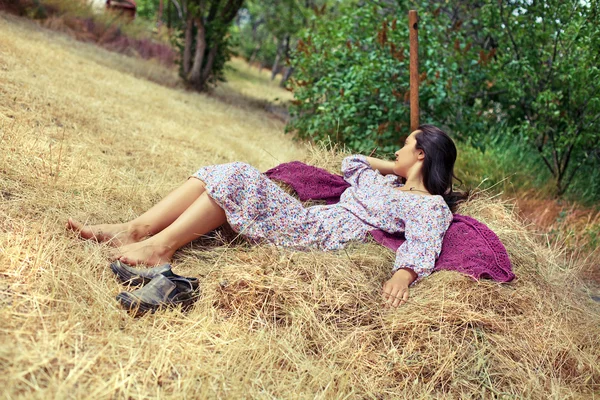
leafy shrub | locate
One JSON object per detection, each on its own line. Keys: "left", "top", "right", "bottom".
{"left": 286, "top": 4, "right": 410, "bottom": 155}
{"left": 285, "top": 2, "right": 491, "bottom": 155}
{"left": 286, "top": 0, "right": 599, "bottom": 202}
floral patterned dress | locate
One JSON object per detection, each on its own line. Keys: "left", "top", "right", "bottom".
{"left": 193, "top": 155, "right": 453, "bottom": 284}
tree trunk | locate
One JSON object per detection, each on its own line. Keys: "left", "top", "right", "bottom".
{"left": 201, "top": 43, "right": 219, "bottom": 81}
{"left": 271, "top": 54, "right": 281, "bottom": 80}
{"left": 278, "top": 34, "right": 291, "bottom": 86}
{"left": 183, "top": 15, "right": 193, "bottom": 76}
{"left": 280, "top": 66, "right": 294, "bottom": 87}
{"left": 167, "top": 0, "right": 172, "bottom": 29}
{"left": 271, "top": 36, "right": 287, "bottom": 81}
{"left": 169, "top": 0, "right": 183, "bottom": 20}
{"left": 248, "top": 43, "right": 260, "bottom": 65}
{"left": 188, "top": 17, "right": 207, "bottom": 86}
{"left": 180, "top": 0, "right": 243, "bottom": 92}
{"left": 157, "top": 0, "right": 164, "bottom": 27}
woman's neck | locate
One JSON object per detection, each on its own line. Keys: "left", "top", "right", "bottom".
{"left": 402, "top": 177, "right": 428, "bottom": 193}
{"left": 400, "top": 164, "right": 428, "bottom": 192}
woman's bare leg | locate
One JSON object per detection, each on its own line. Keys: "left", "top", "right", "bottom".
{"left": 66, "top": 178, "right": 207, "bottom": 246}
{"left": 113, "top": 191, "right": 227, "bottom": 266}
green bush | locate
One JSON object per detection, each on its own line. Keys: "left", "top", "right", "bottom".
{"left": 286, "top": 4, "right": 411, "bottom": 155}
{"left": 286, "top": 0, "right": 599, "bottom": 202}
{"left": 285, "top": 2, "right": 492, "bottom": 155}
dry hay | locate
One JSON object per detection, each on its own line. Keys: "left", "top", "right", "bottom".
{"left": 1, "top": 11, "right": 600, "bottom": 399}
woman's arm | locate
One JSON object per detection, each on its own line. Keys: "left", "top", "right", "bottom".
{"left": 365, "top": 157, "right": 395, "bottom": 175}
{"left": 342, "top": 155, "right": 390, "bottom": 187}
{"left": 381, "top": 204, "right": 452, "bottom": 307}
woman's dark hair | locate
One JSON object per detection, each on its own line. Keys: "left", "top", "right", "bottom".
{"left": 414, "top": 124, "right": 470, "bottom": 213}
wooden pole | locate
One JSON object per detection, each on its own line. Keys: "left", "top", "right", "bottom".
{"left": 157, "top": 0, "right": 164, "bottom": 27}
{"left": 409, "top": 10, "right": 419, "bottom": 132}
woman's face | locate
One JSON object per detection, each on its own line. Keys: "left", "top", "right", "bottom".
{"left": 393, "top": 130, "right": 423, "bottom": 178}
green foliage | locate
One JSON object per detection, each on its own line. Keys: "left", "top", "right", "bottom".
{"left": 482, "top": 0, "right": 600, "bottom": 196}
{"left": 454, "top": 123, "right": 600, "bottom": 207}
{"left": 286, "top": 1, "right": 493, "bottom": 155}
{"left": 455, "top": 133, "right": 554, "bottom": 196}
{"left": 234, "top": 21, "right": 278, "bottom": 65}
{"left": 585, "top": 223, "right": 600, "bottom": 250}
{"left": 286, "top": 0, "right": 600, "bottom": 200}
{"left": 234, "top": 0, "right": 331, "bottom": 70}
{"left": 135, "top": 0, "right": 160, "bottom": 20}
{"left": 286, "top": 3, "right": 409, "bottom": 155}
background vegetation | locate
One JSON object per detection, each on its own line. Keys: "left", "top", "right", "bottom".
{"left": 285, "top": 0, "right": 600, "bottom": 205}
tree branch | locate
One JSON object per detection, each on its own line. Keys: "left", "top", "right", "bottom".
{"left": 170, "top": 0, "right": 183, "bottom": 20}
{"left": 540, "top": 152, "right": 557, "bottom": 178}
{"left": 183, "top": 15, "right": 193, "bottom": 75}
{"left": 561, "top": 159, "right": 584, "bottom": 195}
{"left": 499, "top": 0, "right": 521, "bottom": 60}
{"left": 201, "top": 43, "right": 219, "bottom": 81}
{"left": 558, "top": 140, "right": 575, "bottom": 182}
{"left": 220, "top": 0, "right": 244, "bottom": 24}
{"left": 549, "top": 127, "right": 560, "bottom": 178}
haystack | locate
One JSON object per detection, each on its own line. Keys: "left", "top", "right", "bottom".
{"left": 1, "top": 12, "right": 599, "bottom": 399}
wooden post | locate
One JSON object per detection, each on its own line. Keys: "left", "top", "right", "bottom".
{"left": 409, "top": 10, "right": 419, "bottom": 132}
{"left": 157, "top": 0, "right": 164, "bottom": 27}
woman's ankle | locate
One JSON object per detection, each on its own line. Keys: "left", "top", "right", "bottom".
{"left": 126, "top": 222, "right": 151, "bottom": 241}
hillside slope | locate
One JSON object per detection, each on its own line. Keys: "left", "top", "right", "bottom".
{"left": 1, "top": 12, "right": 599, "bottom": 399}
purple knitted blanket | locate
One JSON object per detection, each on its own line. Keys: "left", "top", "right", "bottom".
{"left": 265, "top": 161, "right": 515, "bottom": 283}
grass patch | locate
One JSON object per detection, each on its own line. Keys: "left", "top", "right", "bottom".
{"left": 457, "top": 135, "right": 600, "bottom": 208}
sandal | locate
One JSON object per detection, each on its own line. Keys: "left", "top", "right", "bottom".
{"left": 110, "top": 260, "right": 199, "bottom": 290}
{"left": 116, "top": 275, "right": 200, "bottom": 315}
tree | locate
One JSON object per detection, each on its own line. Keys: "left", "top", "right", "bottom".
{"left": 234, "top": 1, "right": 276, "bottom": 70}
{"left": 485, "top": 0, "right": 600, "bottom": 195}
{"left": 235, "top": 0, "right": 332, "bottom": 86}
{"left": 259, "top": 0, "right": 306, "bottom": 81}
{"left": 180, "top": 0, "right": 245, "bottom": 91}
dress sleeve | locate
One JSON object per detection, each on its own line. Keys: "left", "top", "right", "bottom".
{"left": 392, "top": 203, "right": 451, "bottom": 286}
{"left": 341, "top": 154, "right": 385, "bottom": 187}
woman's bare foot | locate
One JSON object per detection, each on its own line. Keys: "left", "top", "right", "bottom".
{"left": 66, "top": 218, "right": 146, "bottom": 247}
{"left": 111, "top": 238, "right": 174, "bottom": 266}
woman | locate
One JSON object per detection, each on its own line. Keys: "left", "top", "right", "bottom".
{"left": 67, "top": 125, "right": 467, "bottom": 307}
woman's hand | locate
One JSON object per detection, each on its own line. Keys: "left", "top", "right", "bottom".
{"left": 382, "top": 268, "right": 417, "bottom": 307}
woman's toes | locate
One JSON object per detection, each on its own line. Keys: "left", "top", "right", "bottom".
{"left": 66, "top": 219, "right": 95, "bottom": 240}
{"left": 119, "top": 256, "right": 137, "bottom": 266}
{"left": 66, "top": 218, "right": 79, "bottom": 231}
